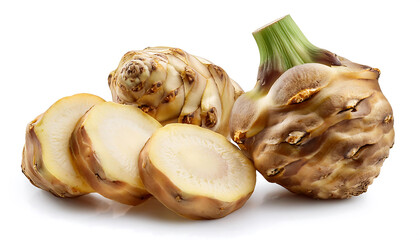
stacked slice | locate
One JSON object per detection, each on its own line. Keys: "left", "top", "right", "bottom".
{"left": 140, "top": 124, "right": 256, "bottom": 219}
{"left": 22, "top": 93, "right": 105, "bottom": 197}
{"left": 70, "top": 102, "right": 162, "bottom": 205}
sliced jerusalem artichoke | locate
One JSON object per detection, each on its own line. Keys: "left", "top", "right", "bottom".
{"left": 139, "top": 124, "right": 256, "bottom": 219}
{"left": 108, "top": 47, "right": 243, "bottom": 137}
{"left": 230, "top": 15, "right": 395, "bottom": 199}
{"left": 21, "top": 93, "right": 105, "bottom": 197}
{"left": 70, "top": 102, "right": 161, "bottom": 205}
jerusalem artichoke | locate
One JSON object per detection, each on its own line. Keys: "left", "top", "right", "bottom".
{"left": 230, "top": 15, "right": 395, "bottom": 199}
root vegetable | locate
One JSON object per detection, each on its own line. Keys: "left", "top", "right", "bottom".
{"left": 139, "top": 124, "right": 256, "bottom": 219}
{"left": 108, "top": 47, "right": 243, "bottom": 137}
{"left": 70, "top": 102, "right": 161, "bottom": 205}
{"left": 21, "top": 93, "right": 105, "bottom": 197}
{"left": 230, "top": 15, "right": 395, "bottom": 199}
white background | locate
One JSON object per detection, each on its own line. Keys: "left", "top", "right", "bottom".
{"left": 1, "top": 0, "right": 419, "bottom": 239}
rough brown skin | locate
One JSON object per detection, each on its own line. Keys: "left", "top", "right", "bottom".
{"left": 231, "top": 57, "right": 395, "bottom": 199}
{"left": 108, "top": 47, "right": 243, "bottom": 137}
{"left": 70, "top": 110, "right": 151, "bottom": 206}
{"left": 22, "top": 115, "right": 85, "bottom": 197}
{"left": 139, "top": 141, "right": 252, "bottom": 220}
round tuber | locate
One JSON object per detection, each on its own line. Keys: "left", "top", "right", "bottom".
{"left": 230, "top": 15, "right": 395, "bottom": 199}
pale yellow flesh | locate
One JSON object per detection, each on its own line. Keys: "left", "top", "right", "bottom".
{"left": 149, "top": 124, "right": 256, "bottom": 202}
{"left": 35, "top": 93, "right": 105, "bottom": 192}
{"left": 83, "top": 102, "right": 161, "bottom": 187}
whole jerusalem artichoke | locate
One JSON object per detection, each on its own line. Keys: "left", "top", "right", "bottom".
{"left": 230, "top": 15, "right": 395, "bottom": 199}
{"left": 108, "top": 47, "right": 243, "bottom": 137}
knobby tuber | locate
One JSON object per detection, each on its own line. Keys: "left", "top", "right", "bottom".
{"left": 230, "top": 15, "right": 394, "bottom": 199}
{"left": 108, "top": 47, "right": 243, "bottom": 137}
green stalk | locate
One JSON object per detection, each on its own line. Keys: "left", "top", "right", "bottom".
{"left": 252, "top": 15, "right": 341, "bottom": 92}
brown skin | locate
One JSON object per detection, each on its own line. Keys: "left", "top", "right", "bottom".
{"left": 22, "top": 115, "right": 87, "bottom": 198}
{"left": 139, "top": 141, "right": 252, "bottom": 220}
{"left": 231, "top": 58, "right": 394, "bottom": 199}
{"left": 70, "top": 111, "right": 151, "bottom": 206}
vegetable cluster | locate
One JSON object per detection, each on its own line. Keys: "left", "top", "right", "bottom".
{"left": 22, "top": 15, "right": 394, "bottom": 220}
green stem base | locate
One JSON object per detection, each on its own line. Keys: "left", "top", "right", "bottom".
{"left": 252, "top": 15, "right": 341, "bottom": 92}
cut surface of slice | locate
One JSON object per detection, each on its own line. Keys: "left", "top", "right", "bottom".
{"left": 139, "top": 123, "right": 256, "bottom": 219}
{"left": 22, "top": 93, "right": 105, "bottom": 197}
{"left": 71, "top": 102, "right": 162, "bottom": 205}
